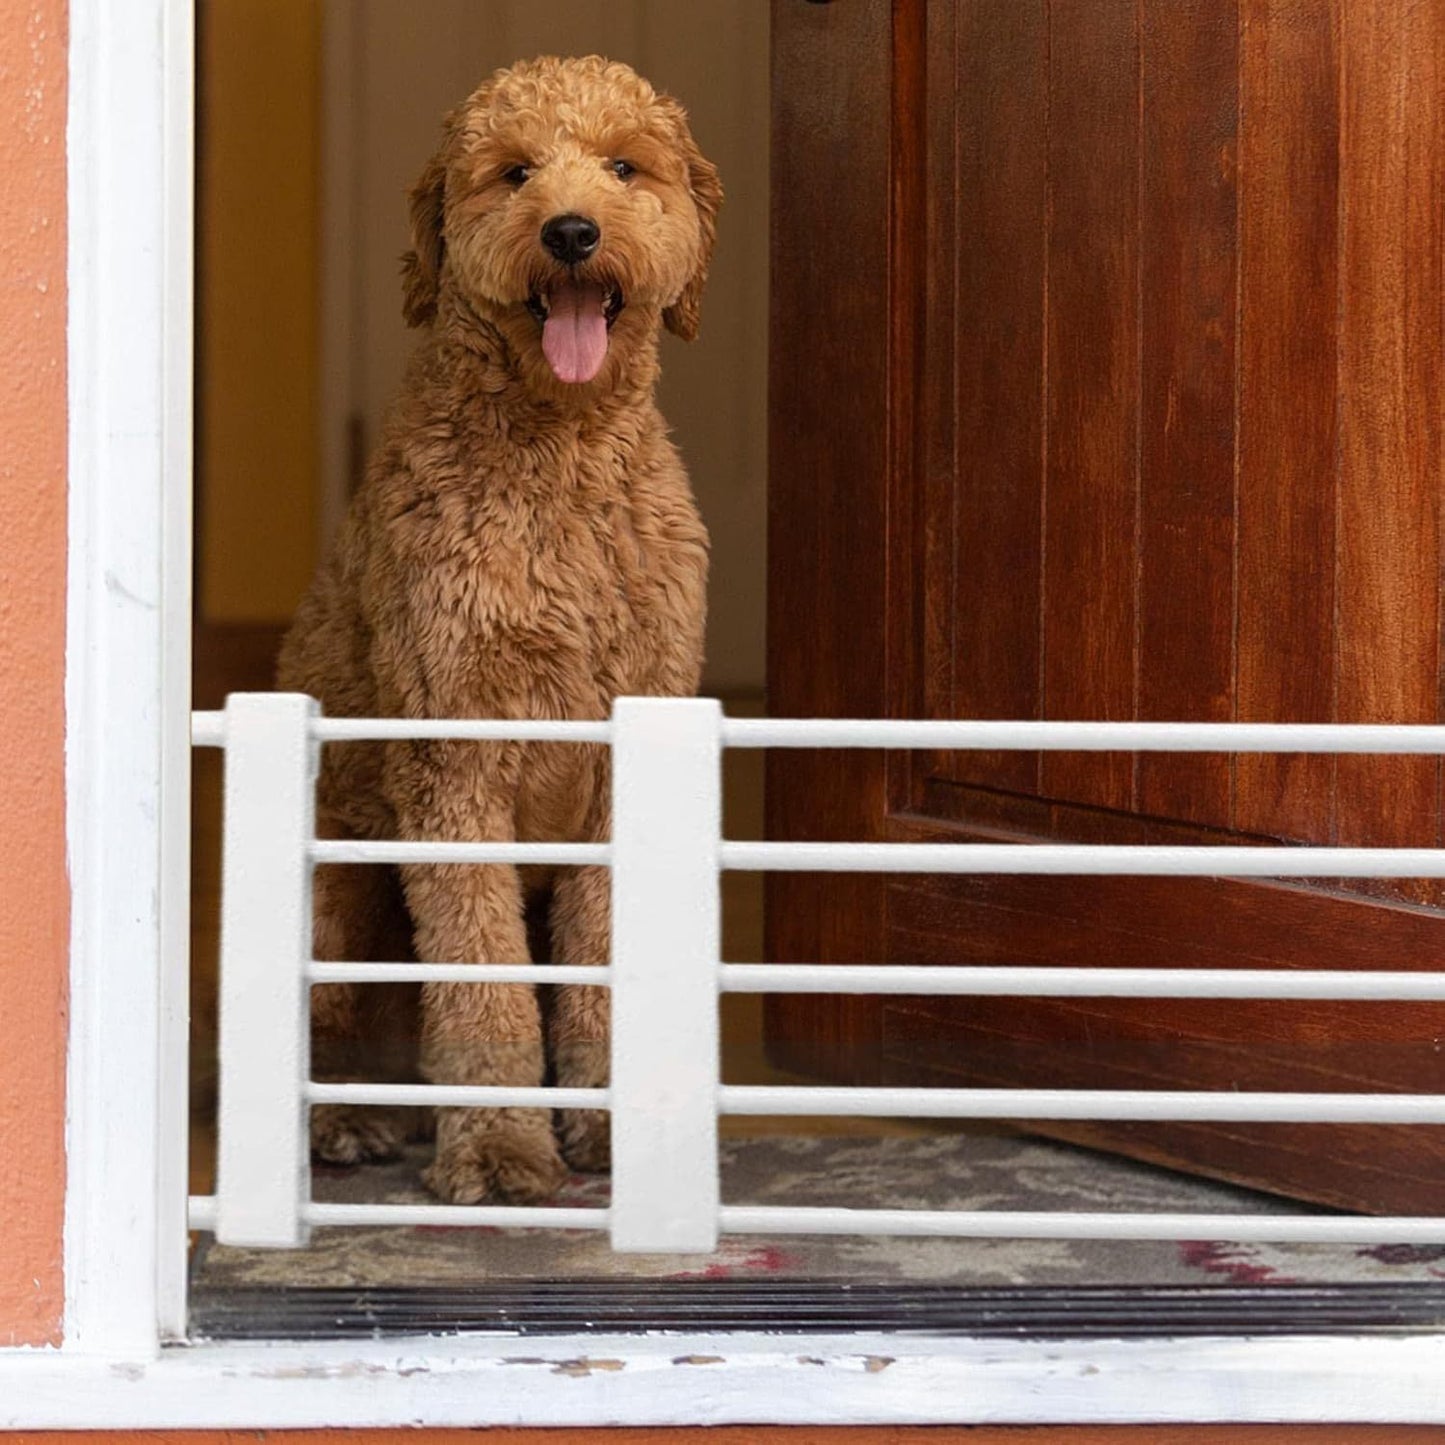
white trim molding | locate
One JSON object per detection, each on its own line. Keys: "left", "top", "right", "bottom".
{"left": 64, "top": 0, "right": 193, "bottom": 1353}
{"left": 3, "top": 1331, "right": 1445, "bottom": 1429}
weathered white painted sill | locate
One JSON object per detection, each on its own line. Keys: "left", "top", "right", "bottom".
{"left": 4, "top": 1331, "right": 1445, "bottom": 1428}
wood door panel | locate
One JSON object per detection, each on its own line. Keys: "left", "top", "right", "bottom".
{"left": 1039, "top": 0, "right": 1139, "bottom": 814}
{"left": 870, "top": 841, "right": 1445, "bottom": 1213}
{"left": 764, "top": 0, "right": 895, "bottom": 1085}
{"left": 883, "top": 868, "right": 1445, "bottom": 978}
{"left": 1135, "top": 0, "right": 1239, "bottom": 828}
{"left": 1334, "top": 1, "right": 1444, "bottom": 891}
{"left": 767, "top": 0, "right": 1445, "bottom": 1210}
{"left": 944, "top": 0, "right": 1047, "bottom": 795}
{"left": 1234, "top": 0, "right": 1339, "bottom": 844}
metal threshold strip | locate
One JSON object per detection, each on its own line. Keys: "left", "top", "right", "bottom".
{"left": 185, "top": 1277, "right": 1445, "bottom": 1342}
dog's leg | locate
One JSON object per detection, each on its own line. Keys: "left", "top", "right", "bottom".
{"left": 391, "top": 739, "right": 567, "bottom": 1204}
{"left": 310, "top": 850, "right": 418, "bottom": 1164}
{"left": 404, "top": 852, "right": 569, "bottom": 1204}
{"left": 548, "top": 862, "right": 611, "bottom": 1172}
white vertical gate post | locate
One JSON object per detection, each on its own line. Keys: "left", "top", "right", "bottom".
{"left": 609, "top": 697, "right": 722, "bottom": 1252}
{"left": 215, "top": 692, "right": 318, "bottom": 1247}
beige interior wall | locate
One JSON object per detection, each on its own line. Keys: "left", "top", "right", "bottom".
{"left": 334, "top": 1, "right": 769, "bottom": 694}
{"left": 198, "top": 0, "right": 322, "bottom": 623}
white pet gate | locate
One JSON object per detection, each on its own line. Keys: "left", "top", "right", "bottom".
{"left": 189, "top": 694, "right": 1445, "bottom": 1254}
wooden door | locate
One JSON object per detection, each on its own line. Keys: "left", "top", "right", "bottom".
{"left": 766, "top": 0, "right": 1445, "bottom": 1213}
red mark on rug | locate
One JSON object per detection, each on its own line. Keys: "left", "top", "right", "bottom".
{"left": 1178, "top": 1240, "right": 1293, "bottom": 1284}
{"left": 670, "top": 1243, "right": 799, "bottom": 1279}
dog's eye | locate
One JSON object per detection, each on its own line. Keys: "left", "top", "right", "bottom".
{"left": 502, "top": 163, "right": 532, "bottom": 187}
{"left": 608, "top": 158, "right": 636, "bottom": 181}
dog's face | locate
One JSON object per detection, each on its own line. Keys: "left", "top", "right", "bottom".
{"left": 402, "top": 56, "right": 722, "bottom": 394}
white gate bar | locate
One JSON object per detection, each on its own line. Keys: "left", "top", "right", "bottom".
{"left": 312, "top": 717, "right": 612, "bottom": 743}
{"left": 719, "top": 963, "right": 1445, "bottom": 1000}
{"left": 197, "top": 711, "right": 1445, "bottom": 754}
{"left": 187, "top": 1196, "right": 217, "bottom": 1231}
{"left": 719, "top": 1085, "right": 1445, "bottom": 1125}
{"left": 610, "top": 697, "right": 722, "bottom": 1253}
{"left": 721, "top": 718, "right": 1445, "bottom": 752}
{"left": 216, "top": 692, "right": 316, "bottom": 1248}
{"left": 305, "top": 1203, "right": 610, "bottom": 1230}
{"left": 307, "top": 961, "right": 612, "bottom": 986}
{"left": 719, "top": 1207, "right": 1445, "bottom": 1244}
{"left": 723, "top": 841, "right": 1445, "bottom": 877}
{"left": 192, "top": 710, "right": 611, "bottom": 746}
{"left": 307, "top": 1082, "right": 608, "bottom": 1110}
{"left": 191, "top": 710, "right": 224, "bottom": 746}
{"left": 187, "top": 1192, "right": 1445, "bottom": 1245}
{"left": 311, "top": 839, "right": 610, "bottom": 866}
{"left": 192, "top": 1198, "right": 609, "bottom": 1232}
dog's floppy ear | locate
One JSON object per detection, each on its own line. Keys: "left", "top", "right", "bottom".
{"left": 661, "top": 103, "right": 723, "bottom": 343}
{"left": 401, "top": 140, "right": 449, "bottom": 328}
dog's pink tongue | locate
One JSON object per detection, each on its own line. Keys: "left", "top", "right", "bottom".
{"left": 542, "top": 280, "right": 608, "bottom": 384}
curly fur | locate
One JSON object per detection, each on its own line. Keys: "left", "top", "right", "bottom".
{"left": 276, "top": 56, "right": 719, "bottom": 1203}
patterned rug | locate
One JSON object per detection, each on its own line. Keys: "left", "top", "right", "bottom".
{"left": 193, "top": 1131, "right": 1445, "bottom": 1290}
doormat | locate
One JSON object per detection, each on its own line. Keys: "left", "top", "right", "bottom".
{"left": 192, "top": 1131, "right": 1445, "bottom": 1292}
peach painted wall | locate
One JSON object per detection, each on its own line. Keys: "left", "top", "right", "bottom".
{"left": 0, "top": 0, "right": 68, "bottom": 1348}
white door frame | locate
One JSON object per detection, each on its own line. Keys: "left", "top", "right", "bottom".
{"left": 64, "top": 0, "right": 193, "bottom": 1352}
{"left": 33, "top": 0, "right": 1445, "bottom": 1425}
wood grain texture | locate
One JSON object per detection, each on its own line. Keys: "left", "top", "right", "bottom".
{"left": 885, "top": 0, "right": 929, "bottom": 822}
{"left": 914, "top": 0, "right": 958, "bottom": 797}
{"left": 1334, "top": 0, "right": 1444, "bottom": 880}
{"left": 1135, "top": 0, "right": 1239, "bottom": 828}
{"left": 764, "top": 0, "right": 895, "bottom": 1082}
{"left": 1234, "top": 0, "right": 1339, "bottom": 842}
{"left": 944, "top": 0, "right": 1048, "bottom": 794}
{"left": 1040, "top": 0, "right": 1140, "bottom": 811}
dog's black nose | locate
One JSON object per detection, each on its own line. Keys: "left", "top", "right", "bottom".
{"left": 540, "top": 213, "right": 601, "bottom": 265}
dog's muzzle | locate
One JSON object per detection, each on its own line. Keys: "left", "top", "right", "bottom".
{"left": 526, "top": 215, "right": 626, "bottom": 384}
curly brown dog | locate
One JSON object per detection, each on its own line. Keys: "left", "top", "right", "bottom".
{"left": 276, "top": 55, "right": 718, "bottom": 1205}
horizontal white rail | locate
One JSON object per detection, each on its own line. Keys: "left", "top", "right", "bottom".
{"left": 307, "top": 1203, "right": 611, "bottom": 1229}
{"left": 310, "top": 839, "right": 610, "bottom": 866}
{"left": 190, "top": 711, "right": 225, "bottom": 747}
{"left": 718, "top": 963, "right": 1445, "bottom": 1000}
{"left": 185, "top": 1193, "right": 1445, "bottom": 1245}
{"left": 307, "top": 1082, "right": 608, "bottom": 1110}
{"left": 189, "top": 1194, "right": 612, "bottom": 1231}
{"left": 722, "top": 841, "right": 1445, "bottom": 877}
{"left": 296, "top": 1078, "right": 1445, "bottom": 1124}
{"left": 718, "top": 1086, "right": 1445, "bottom": 1125}
{"left": 307, "top": 961, "right": 612, "bottom": 986}
{"left": 198, "top": 710, "right": 1445, "bottom": 754}
{"left": 717, "top": 1207, "right": 1445, "bottom": 1245}
{"left": 722, "top": 717, "right": 1445, "bottom": 752}
{"left": 190, "top": 710, "right": 610, "bottom": 746}
{"left": 309, "top": 961, "right": 1445, "bottom": 998}
{"left": 312, "top": 717, "right": 612, "bottom": 743}
{"left": 291, "top": 1079, "right": 1445, "bottom": 1123}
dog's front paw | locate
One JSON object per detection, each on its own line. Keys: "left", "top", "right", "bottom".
{"left": 310, "top": 1104, "right": 405, "bottom": 1165}
{"left": 557, "top": 1108, "right": 611, "bottom": 1173}
{"left": 423, "top": 1107, "right": 568, "bottom": 1204}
